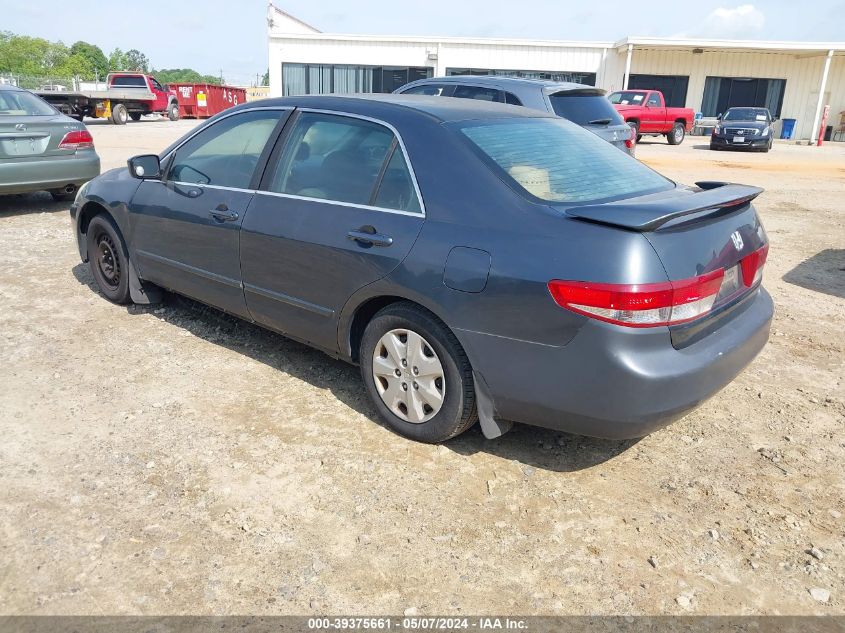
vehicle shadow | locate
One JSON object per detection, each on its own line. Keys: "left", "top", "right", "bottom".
{"left": 782, "top": 249, "right": 845, "bottom": 300}
{"left": 0, "top": 192, "right": 71, "bottom": 217}
{"left": 71, "top": 263, "right": 637, "bottom": 472}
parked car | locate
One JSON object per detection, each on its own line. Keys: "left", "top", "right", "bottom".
{"left": 0, "top": 84, "right": 100, "bottom": 201}
{"left": 395, "top": 76, "right": 636, "bottom": 154}
{"left": 608, "top": 89, "right": 695, "bottom": 145}
{"left": 35, "top": 72, "right": 179, "bottom": 124}
{"left": 71, "top": 95, "right": 772, "bottom": 443}
{"left": 710, "top": 107, "right": 774, "bottom": 152}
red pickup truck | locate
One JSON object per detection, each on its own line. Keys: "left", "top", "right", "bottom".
{"left": 608, "top": 90, "right": 694, "bottom": 145}
{"left": 36, "top": 73, "right": 179, "bottom": 125}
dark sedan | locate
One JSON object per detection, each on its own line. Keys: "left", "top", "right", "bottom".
{"left": 710, "top": 107, "right": 775, "bottom": 152}
{"left": 71, "top": 95, "right": 773, "bottom": 443}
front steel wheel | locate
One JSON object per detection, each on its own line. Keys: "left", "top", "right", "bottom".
{"left": 86, "top": 214, "right": 131, "bottom": 304}
{"left": 372, "top": 328, "right": 445, "bottom": 423}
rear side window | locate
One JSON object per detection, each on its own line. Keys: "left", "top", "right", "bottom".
{"left": 504, "top": 92, "right": 522, "bottom": 106}
{"left": 402, "top": 84, "right": 451, "bottom": 96}
{"left": 456, "top": 118, "right": 672, "bottom": 204}
{"left": 268, "top": 112, "right": 422, "bottom": 213}
{"left": 452, "top": 85, "right": 502, "bottom": 102}
{"left": 110, "top": 76, "right": 148, "bottom": 88}
{"left": 548, "top": 92, "right": 624, "bottom": 125}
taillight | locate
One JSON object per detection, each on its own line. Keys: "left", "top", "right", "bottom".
{"left": 58, "top": 129, "right": 94, "bottom": 150}
{"left": 548, "top": 270, "right": 725, "bottom": 327}
{"left": 741, "top": 244, "right": 768, "bottom": 287}
{"left": 549, "top": 243, "right": 769, "bottom": 328}
{"left": 625, "top": 125, "right": 636, "bottom": 150}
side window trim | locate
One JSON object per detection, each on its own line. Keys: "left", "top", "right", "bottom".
{"left": 258, "top": 107, "right": 426, "bottom": 217}
{"left": 160, "top": 106, "right": 294, "bottom": 188}
{"left": 369, "top": 137, "right": 399, "bottom": 207}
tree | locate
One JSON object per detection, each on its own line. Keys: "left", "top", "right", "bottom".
{"left": 108, "top": 48, "right": 128, "bottom": 72}
{"left": 153, "top": 68, "right": 221, "bottom": 86}
{"left": 262, "top": 68, "right": 269, "bottom": 86}
{"left": 124, "top": 49, "right": 149, "bottom": 72}
{"left": 70, "top": 41, "right": 108, "bottom": 79}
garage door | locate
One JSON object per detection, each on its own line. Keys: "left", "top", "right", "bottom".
{"left": 628, "top": 74, "right": 689, "bottom": 108}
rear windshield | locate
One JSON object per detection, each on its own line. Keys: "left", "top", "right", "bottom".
{"left": 455, "top": 118, "right": 673, "bottom": 204}
{"left": 0, "top": 90, "right": 56, "bottom": 116}
{"left": 548, "top": 92, "right": 624, "bottom": 125}
{"left": 110, "top": 76, "right": 148, "bottom": 88}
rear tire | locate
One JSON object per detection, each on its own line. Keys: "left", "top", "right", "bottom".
{"left": 667, "top": 122, "right": 685, "bottom": 145}
{"left": 86, "top": 214, "right": 131, "bottom": 304}
{"left": 359, "top": 302, "right": 477, "bottom": 443}
{"left": 111, "top": 103, "right": 128, "bottom": 125}
{"left": 168, "top": 103, "right": 180, "bottom": 121}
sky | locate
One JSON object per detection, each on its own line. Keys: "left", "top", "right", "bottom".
{"left": 3, "top": 0, "right": 843, "bottom": 85}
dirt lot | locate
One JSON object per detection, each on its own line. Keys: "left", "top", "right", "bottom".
{"left": 0, "top": 118, "right": 843, "bottom": 616}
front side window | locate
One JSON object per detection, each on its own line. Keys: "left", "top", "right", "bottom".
{"left": 452, "top": 85, "right": 502, "bottom": 102}
{"left": 168, "top": 110, "right": 284, "bottom": 189}
{"left": 268, "top": 112, "right": 422, "bottom": 213}
{"left": 647, "top": 93, "right": 661, "bottom": 107}
{"left": 456, "top": 117, "right": 673, "bottom": 204}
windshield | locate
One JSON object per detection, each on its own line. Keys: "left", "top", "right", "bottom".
{"left": 608, "top": 91, "right": 647, "bottom": 105}
{"left": 548, "top": 92, "right": 624, "bottom": 125}
{"left": 455, "top": 117, "right": 673, "bottom": 204}
{"left": 0, "top": 90, "right": 56, "bottom": 116}
{"left": 723, "top": 108, "right": 770, "bottom": 122}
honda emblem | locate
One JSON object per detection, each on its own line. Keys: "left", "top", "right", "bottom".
{"left": 730, "top": 231, "right": 744, "bottom": 251}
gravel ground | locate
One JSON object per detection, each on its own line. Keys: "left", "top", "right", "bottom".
{"left": 0, "top": 118, "right": 843, "bottom": 615}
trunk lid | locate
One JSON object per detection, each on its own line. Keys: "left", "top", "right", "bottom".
{"left": 566, "top": 182, "right": 769, "bottom": 344}
{"left": 584, "top": 121, "right": 634, "bottom": 153}
{"left": 0, "top": 115, "right": 80, "bottom": 159}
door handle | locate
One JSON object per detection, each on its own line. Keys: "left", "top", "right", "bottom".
{"left": 209, "top": 204, "right": 239, "bottom": 222}
{"left": 347, "top": 229, "right": 393, "bottom": 247}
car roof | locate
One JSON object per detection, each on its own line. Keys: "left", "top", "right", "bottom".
{"left": 0, "top": 83, "right": 24, "bottom": 92}
{"left": 248, "top": 93, "right": 552, "bottom": 123}
{"left": 406, "top": 75, "right": 599, "bottom": 93}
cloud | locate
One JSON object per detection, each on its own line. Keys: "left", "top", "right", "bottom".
{"left": 675, "top": 4, "right": 766, "bottom": 39}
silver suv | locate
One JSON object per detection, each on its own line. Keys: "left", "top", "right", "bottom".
{"left": 395, "top": 75, "right": 635, "bottom": 155}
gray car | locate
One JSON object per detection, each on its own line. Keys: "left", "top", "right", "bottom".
{"left": 395, "top": 76, "right": 636, "bottom": 154}
{"left": 71, "top": 95, "right": 772, "bottom": 444}
{"left": 0, "top": 84, "right": 100, "bottom": 201}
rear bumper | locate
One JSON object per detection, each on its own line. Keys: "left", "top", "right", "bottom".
{"left": 457, "top": 287, "right": 773, "bottom": 439}
{"left": 0, "top": 151, "right": 100, "bottom": 195}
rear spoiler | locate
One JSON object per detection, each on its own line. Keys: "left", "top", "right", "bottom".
{"left": 564, "top": 182, "right": 763, "bottom": 231}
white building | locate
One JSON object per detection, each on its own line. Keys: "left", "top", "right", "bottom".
{"left": 267, "top": 3, "right": 844, "bottom": 142}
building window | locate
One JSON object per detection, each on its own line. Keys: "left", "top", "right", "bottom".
{"left": 701, "top": 77, "right": 786, "bottom": 118}
{"left": 446, "top": 68, "right": 597, "bottom": 86}
{"left": 628, "top": 74, "right": 689, "bottom": 108}
{"left": 282, "top": 63, "right": 433, "bottom": 96}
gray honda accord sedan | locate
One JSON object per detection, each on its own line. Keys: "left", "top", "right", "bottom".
{"left": 70, "top": 95, "right": 773, "bottom": 443}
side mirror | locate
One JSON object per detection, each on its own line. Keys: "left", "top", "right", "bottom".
{"left": 128, "top": 154, "right": 161, "bottom": 180}
{"left": 717, "top": 113, "right": 722, "bottom": 120}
